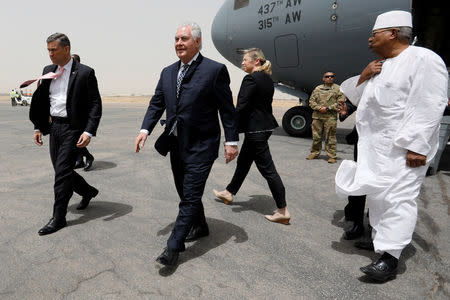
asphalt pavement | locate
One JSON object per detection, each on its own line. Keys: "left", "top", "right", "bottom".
{"left": 0, "top": 99, "right": 448, "bottom": 299}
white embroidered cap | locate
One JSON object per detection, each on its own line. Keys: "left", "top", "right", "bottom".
{"left": 372, "top": 10, "right": 412, "bottom": 31}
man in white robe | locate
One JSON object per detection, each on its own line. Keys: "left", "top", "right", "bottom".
{"left": 335, "top": 10, "right": 448, "bottom": 282}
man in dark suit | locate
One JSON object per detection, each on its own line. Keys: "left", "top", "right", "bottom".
{"left": 71, "top": 54, "right": 95, "bottom": 172}
{"left": 30, "top": 33, "right": 102, "bottom": 235}
{"left": 135, "top": 22, "right": 239, "bottom": 266}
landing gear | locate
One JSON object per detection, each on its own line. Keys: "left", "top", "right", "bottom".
{"left": 282, "top": 106, "right": 312, "bottom": 137}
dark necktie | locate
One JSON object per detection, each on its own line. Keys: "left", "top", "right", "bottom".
{"left": 176, "top": 64, "right": 189, "bottom": 99}
{"left": 169, "top": 64, "right": 190, "bottom": 135}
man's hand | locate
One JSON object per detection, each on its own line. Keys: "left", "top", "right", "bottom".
{"left": 338, "top": 101, "right": 347, "bottom": 117}
{"left": 319, "top": 107, "right": 327, "bottom": 114}
{"left": 224, "top": 144, "right": 238, "bottom": 164}
{"left": 77, "top": 133, "right": 91, "bottom": 148}
{"left": 135, "top": 132, "right": 148, "bottom": 153}
{"left": 358, "top": 59, "right": 383, "bottom": 86}
{"left": 34, "top": 130, "right": 43, "bottom": 146}
{"left": 406, "top": 150, "right": 427, "bottom": 168}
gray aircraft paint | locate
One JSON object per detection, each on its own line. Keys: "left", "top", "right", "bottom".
{"left": 212, "top": 0, "right": 411, "bottom": 95}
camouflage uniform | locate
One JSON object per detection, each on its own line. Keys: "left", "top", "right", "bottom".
{"left": 308, "top": 83, "right": 344, "bottom": 159}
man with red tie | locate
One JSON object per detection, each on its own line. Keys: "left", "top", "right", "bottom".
{"left": 29, "top": 33, "right": 102, "bottom": 235}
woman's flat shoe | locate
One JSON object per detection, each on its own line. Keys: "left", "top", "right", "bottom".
{"left": 213, "top": 189, "right": 233, "bottom": 205}
{"left": 264, "top": 212, "right": 291, "bottom": 225}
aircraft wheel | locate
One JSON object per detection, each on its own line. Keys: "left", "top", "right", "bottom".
{"left": 282, "top": 106, "right": 312, "bottom": 137}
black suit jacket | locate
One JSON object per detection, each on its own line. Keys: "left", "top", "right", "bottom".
{"left": 235, "top": 71, "right": 278, "bottom": 133}
{"left": 339, "top": 99, "right": 358, "bottom": 145}
{"left": 141, "top": 53, "right": 238, "bottom": 163}
{"left": 444, "top": 105, "right": 450, "bottom": 116}
{"left": 29, "top": 59, "right": 102, "bottom": 136}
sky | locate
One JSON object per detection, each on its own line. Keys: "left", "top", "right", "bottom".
{"left": 1, "top": 0, "right": 287, "bottom": 97}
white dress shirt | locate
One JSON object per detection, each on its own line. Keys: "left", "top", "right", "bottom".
{"left": 47, "top": 58, "right": 92, "bottom": 137}
{"left": 49, "top": 58, "right": 72, "bottom": 117}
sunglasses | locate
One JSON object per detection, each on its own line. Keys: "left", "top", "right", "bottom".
{"left": 324, "top": 75, "right": 335, "bottom": 78}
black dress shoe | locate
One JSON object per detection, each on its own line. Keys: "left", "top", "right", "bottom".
{"left": 76, "top": 187, "right": 99, "bottom": 210}
{"left": 343, "top": 223, "right": 364, "bottom": 240}
{"left": 360, "top": 257, "right": 398, "bottom": 282}
{"left": 354, "top": 239, "right": 374, "bottom": 251}
{"left": 185, "top": 223, "right": 209, "bottom": 242}
{"left": 38, "top": 217, "right": 67, "bottom": 235}
{"left": 84, "top": 154, "right": 94, "bottom": 171}
{"left": 74, "top": 160, "right": 85, "bottom": 169}
{"left": 156, "top": 248, "right": 179, "bottom": 266}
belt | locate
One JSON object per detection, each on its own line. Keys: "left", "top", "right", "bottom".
{"left": 51, "top": 116, "right": 70, "bottom": 123}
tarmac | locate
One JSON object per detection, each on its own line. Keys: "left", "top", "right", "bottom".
{"left": 0, "top": 97, "right": 449, "bottom": 299}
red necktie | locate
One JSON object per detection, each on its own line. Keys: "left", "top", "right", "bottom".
{"left": 20, "top": 67, "right": 65, "bottom": 88}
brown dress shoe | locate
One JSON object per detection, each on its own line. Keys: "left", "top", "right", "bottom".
{"left": 306, "top": 154, "right": 319, "bottom": 160}
{"left": 213, "top": 189, "right": 233, "bottom": 205}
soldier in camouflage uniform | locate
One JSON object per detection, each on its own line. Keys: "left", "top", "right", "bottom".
{"left": 306, "top": 71, "right": 345, "bottom": 163}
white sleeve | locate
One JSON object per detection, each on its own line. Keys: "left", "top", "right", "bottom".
{"left": 339, "top": 75, "right": 367, "bottom": 107}
{"left": 394, "top": 54, "right": 448, "bottom": 156}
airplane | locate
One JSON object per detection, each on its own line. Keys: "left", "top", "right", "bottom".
{"left": 211, "top": 0, "right": 447, "bottom": 136}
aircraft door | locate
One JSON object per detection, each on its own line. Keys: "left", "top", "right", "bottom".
{"left": 274, "top": 34, "right": 300, "bottom": 68}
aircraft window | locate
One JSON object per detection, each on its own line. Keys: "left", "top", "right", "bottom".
{"left": 234, "top": 0, "right": 249, "bottom": 10}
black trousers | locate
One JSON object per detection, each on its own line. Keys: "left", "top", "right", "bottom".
{"left": 49, "top": 121, "right": 93, "bottom": 219}
{"left": 167, "top": 136, "right": 213, "bottom": 252}
{"left": 344, "top": 142, "right": 366, "bottom": 224}
{"left": 226, "top": 131, "right": 286, "bottom": 209}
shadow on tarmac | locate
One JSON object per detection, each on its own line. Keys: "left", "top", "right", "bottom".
{"left": 87, "top": 161, "right": 117, "bottom": 171}
{"left": 331, "top": 209, "right": 421, "bottom": 283}
{"left": 156, "top": 217, "right": 248, "bottom": 276}
{"left": 67, "top": 201, "right": 133, "bottom": 225}
{"left": 217, "top": 194, "right": 277, "bottom": 215}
